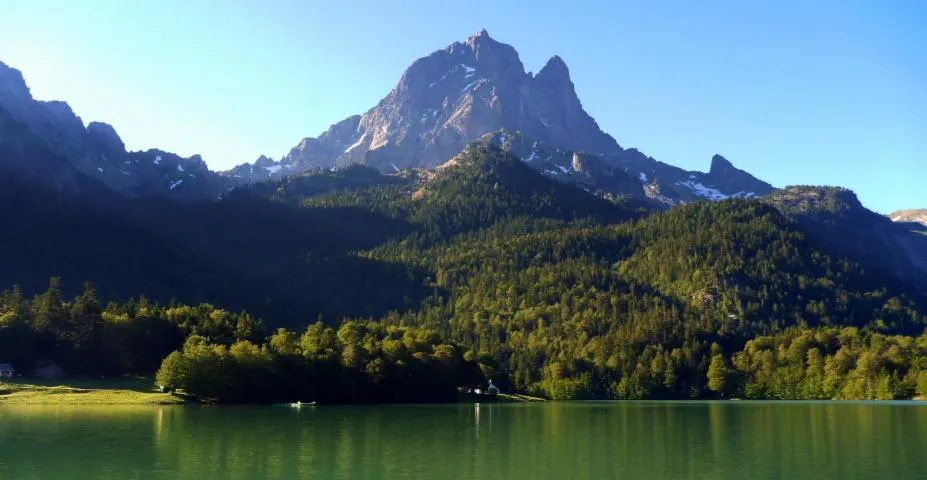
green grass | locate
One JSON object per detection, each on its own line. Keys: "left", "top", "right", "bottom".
{"left": 0, "top": 377, "right": 185, "bottom": 405}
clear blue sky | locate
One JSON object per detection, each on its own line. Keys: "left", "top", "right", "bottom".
{"left": 1, "top": 0, "right": 924, "bottom": 213}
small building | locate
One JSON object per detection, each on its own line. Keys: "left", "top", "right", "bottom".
{"left": 0, "top": 363, "right": 15, "bottom": 378}
{"left": 486, "top": 380, "right": 500, "bottom": 395}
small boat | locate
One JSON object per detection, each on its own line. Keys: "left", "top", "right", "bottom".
{"left": 289, "top": 401, "right": 317, "bottom": 408}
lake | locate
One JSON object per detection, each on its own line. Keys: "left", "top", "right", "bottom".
{"left": 0, "top": 401, "right": 925, "bottom": 479}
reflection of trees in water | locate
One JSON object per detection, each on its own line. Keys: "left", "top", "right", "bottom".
{"left": 3, "top": 404, "right": 925, "bottom": 479}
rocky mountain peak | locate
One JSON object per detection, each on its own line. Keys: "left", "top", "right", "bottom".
{"left": 330, "top": 32, "right": 615, "bottom": 171}
{"left": 537, "top": 55, "right": 570, "bottom": 80}
{"left": 254, "top": 155, "right": 275, "bottom": 168}
{"left": 0, "top": 61, "right": 31, "bottom": 101}
{"left": 224, "top": 31, "right": 772, "bottom": 207}
{"left": 0, "top": 60, "right": 224, "bottom": 200}
{"left": 709, "top": 154, "right": 734, "bottom": 175}
{"left": 87, "top": 121, "right": 124, "bottom": 151}
{"left": 465, "top": 29, "right": 525, "bottom": 80}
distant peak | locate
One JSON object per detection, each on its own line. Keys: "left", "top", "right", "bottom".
{"left": 254, "top": 155, "right": 275, "bottom": 167}
{"left": 538, "top": 55, "right": 570, "bottom": 79}
{"left": 0, "top": 61, "right": 32, "bottom": 100}
{"left": 87, "top": 121, "right": 124, "bottom": 150}
{"left": 710, "top": 154, "right": 733, "bottom": 174}
{"left": 467, "top": 28, "right": 499, "bottom": 49}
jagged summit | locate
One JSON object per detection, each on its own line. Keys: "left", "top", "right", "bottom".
{"left": 709, "top": 154, "right": 734, "bottom": 175}
{"left": 87, "top": 122, "right": 124, "bottom": 151}
{"left": 0, "top": 61, "right": 31, "bottom": 100}
{"left": 538, "top": 55, "right": 570, "bottom": 78}
{"left": 230, "top": 31, "right": 620, "bottom": 179}
{"left": 223, "top": 31, "right": 772, "bottom": 205}
{"left": 0, "top": 60, "right": 223, "bottom": 199}
{"left": 1, "top": 34, "right": 775, "bottom": 206}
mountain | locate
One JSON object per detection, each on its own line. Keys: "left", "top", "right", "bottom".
{"left": 468, "top": 131, "right": 648, "bottom": 202}
{"left": 0, "top": 145, "right": 640, "bottom": 323}
{"left": 766, "top": 186, "right": 927, "bottom": 286}
{"left": 889, "top": 209, "right": 927, "bottom": 233}
{"left": 237, "top": 143, "right": 645, "bottom": 242}
{"left": 1, "top": 33, "right": 773, "bottom": 206}
{"left": 0, "top": 61, "right": 224, "bottom": 200}
{"left": 0, "top": 105, "right": 92, "bottom": 195}
{"left": 227, "top": 30, "right": 774, "bottom": 205}
{"left": 4, "top": 138, "right": 927, "bottom": 401}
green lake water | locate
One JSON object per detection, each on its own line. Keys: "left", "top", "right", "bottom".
{"left": 0, "top": 401, "right": 925, "bottom": 479}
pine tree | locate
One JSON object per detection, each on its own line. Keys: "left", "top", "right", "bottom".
{"left": 69, "top": 281, "right": 103, "bottom": 350}
{"left": 31, "top": 277, "right": 67, "bottom": 337}
{"left": 707, "top": 354, "right": 730, "bottom": 397}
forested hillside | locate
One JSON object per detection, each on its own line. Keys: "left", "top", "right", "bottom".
{"left": 2, "top": 145, "right": 925, "bottom": 402}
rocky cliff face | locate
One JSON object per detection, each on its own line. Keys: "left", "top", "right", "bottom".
{"left": 231, "top": 30, "right": 773, "bottom": 205}
{"left": 329, "top": 29, "right": 620, "bottom": 172}
{"left": 0, "top": 61, "right": 223, "bottom": 200}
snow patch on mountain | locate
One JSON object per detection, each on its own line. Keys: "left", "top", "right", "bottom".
{"left": 677, "top": 180, "right": 729, "bottom": 201}
{"left": 344, "top": 133, "right": 368, "bottom": 154}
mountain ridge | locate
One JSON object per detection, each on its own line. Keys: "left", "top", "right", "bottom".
{"left": 223, "top": 30, "right": 774, "bottom": 205}
{"left": 766, "top": 186, "right": 927, "bottom": 286}
{"left": 0, "top": 60, "right": 223, "bottom": 200}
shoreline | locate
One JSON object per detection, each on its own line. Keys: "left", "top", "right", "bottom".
{"left": 0, "top": 379, "right": 183, "bottom": 405}
{"left": 2, "top": 379, "right": 924, "bottom": 406}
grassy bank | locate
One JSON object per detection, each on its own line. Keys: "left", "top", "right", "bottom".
{"left": 0, "top": 377, "right": 184, "bottom": 405}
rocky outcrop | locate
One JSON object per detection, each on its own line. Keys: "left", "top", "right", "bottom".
{"left": 0, "top": 60, "right": 223, "bottom": 200}
{"left": 889, "top": 209, "right": 927, "bottom": 229}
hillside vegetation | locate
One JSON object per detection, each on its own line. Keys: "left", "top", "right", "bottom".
{"left": 2, "top": 145, "right": 926, "bottom": 402}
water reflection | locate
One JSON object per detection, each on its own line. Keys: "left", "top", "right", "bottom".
{"left": 0, "top": 402, "right": 924, "bottom": 479}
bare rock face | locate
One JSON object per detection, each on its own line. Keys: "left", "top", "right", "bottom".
{"left": 889, "top": 209, "right": 927, "bottom": 229}
{"left": 284, "top": 115, "right": 362, "bottom": 169}
{"left": 229, "top": 30, "right": 772, "bottom": 205}
{"left": 571, "top": 152, "right": 585, "bottom": 173}
{"left": 237, "top": 30, "right": 620, "bottom": 176}
{"left": 0, "top": 60, "right": 224, "bottom": 200}
{"left": 87, "top": 122, "right": 124, "bottom": 151}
